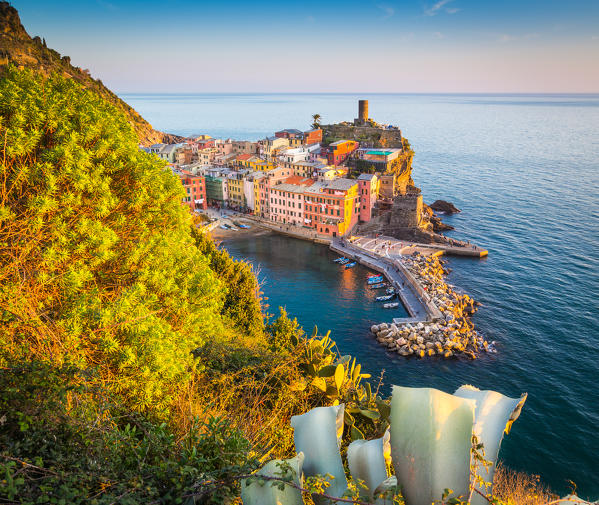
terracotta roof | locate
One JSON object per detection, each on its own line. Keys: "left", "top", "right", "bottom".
{"left": 236, "top": 153, "right": 253, "bottom": 161}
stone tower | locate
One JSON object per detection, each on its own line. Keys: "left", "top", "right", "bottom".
{"left": 359, "top": 100, "right": 368, "bottom": 122}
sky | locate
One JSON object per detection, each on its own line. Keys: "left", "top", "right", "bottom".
{"left": 12, "top": 0, "right": 599, "bottom": 93}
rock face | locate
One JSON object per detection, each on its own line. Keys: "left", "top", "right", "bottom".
{"left": 0, "top": 1, "right": 181, "bottom": 146}
{"left": 423, "top": 204, "right": 454, "bottom": 232}
{"left": 429, "top": 200, "right": 461, "bottom": 214}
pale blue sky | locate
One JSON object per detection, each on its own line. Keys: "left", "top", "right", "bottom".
{"left": 12, "top": 0, "right": 599, "bottom": 92}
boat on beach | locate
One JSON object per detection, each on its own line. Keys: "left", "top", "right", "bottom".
{"left": 383, "top": 302, "right": 399, "bottom": 309}
{"left": 345, "top": 262, "right": 357, "bottom": 269}
{"left": 375, "top": 294, "right": 395, "bottom": 302}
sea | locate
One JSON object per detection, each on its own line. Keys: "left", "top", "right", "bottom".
{"left": 121, "top": 93, "right": 599, "bottom": 498}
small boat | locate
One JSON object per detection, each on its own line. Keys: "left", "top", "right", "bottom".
{"left": 219, "top": 224, "right": 229, "bottom": 230}
{"left": 367, "top": 276, "right": 384, "bottom": 285}
{"left": 237, "top": 224, "right": 251, "bottom": 229}
{"left": 386, "top": 287, "right": 396, "bottom": 295}
{"left": 376, "top": 294, "right": 395, "bottom": 302}
{"left": 369, "top": 282, "right": 387, "bottom": 289}
{"left": 338, "top": 258, "right": 350, "bottom": 265}
{"left": 333, "top": 257, "right": 348, "bottom": 263}
{"left": 383, "top": 302, "right": 399, "bottom": 309}
{"left": 345, "top": 262, "right": 357, "bottom": 269}
{"left": 367, "top": 273, "right": 382, "bottom": 278}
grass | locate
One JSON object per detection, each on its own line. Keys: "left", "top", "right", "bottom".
{"left": 494, "top": 463, "right": 558, "bottom": 505}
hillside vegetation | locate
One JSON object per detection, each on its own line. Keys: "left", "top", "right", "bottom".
{"left": 0, "top": 66, "right": 395, "bottom": 503}
{"left": 0, "top": 1, "right": 180, "bottom": 146}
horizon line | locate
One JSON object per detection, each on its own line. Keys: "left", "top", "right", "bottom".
{"left": 118, "top": 91, "right": 599, "bottom": 96}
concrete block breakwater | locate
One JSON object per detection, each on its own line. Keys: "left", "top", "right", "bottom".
{"left": 372, "top": 254, "right": 491, "bottom": 359}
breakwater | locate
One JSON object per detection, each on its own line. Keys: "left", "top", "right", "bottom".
{"left": 331, "top": 237, "right": 488, "bottom": 359}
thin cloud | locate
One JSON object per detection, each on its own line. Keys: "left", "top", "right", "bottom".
{"left": 376, "top": 4, "right": 395, "bottom": 19}
{"left": 446, "top": 7, "right": 460, "bottom": 14}
{"left": 498, "top": 33, "right": 540, "bottom": 43}
{"left": 424, "top": 0, "right": 454, "bottom": 16}
{"left": 97, "top": 0, "right": 118, "bottom": 11}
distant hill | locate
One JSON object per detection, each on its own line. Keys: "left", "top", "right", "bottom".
{"left": 0, "top": 1, "right": 182, "bottom": 146}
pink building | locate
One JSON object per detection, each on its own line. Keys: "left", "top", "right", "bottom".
{"left": 268, "top": 176, "right": 314, "bottom": 226}
{"left": 357, "top": 173, "right": 378, "bottom": 222}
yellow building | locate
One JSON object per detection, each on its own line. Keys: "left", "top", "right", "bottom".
{"left": 227, "top": 172, "right": 246, "bottom": 209}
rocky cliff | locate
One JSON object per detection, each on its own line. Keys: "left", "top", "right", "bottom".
{"left": 0, "top": 1, "right": 182, "bottom": 146}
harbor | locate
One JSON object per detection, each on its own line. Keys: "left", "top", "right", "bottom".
{"left": 212, "top": 214, "right": 490, "bottom": 359}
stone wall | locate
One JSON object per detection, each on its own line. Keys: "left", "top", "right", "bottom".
{"left": 358, "top": 192, "right": 424, "bottom": 235}
{"left": 321, "top": 124, "right": 403, "bottom": 148}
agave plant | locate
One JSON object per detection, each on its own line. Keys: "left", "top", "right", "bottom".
{"left": 291, "top": 404, "right": 347, "bottom": 503}
{"left": 454, "top": 385, "right": 527, "bottom": 505}
{"left": 390, "top": 386, "right": 476, "bottom": 505}
{"left": 243, "top": 384, "right": 527, "bottom": 505}
{"left": 347, "top": 429, "right": 393, "bottom": 504}
{"left": 241, "top": 453, "right": 304, "bottom": 505}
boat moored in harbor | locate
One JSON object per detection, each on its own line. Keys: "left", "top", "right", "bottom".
{"left": 345, "top": 262, "right": 357, "bottom": 269}
{"left": 369, "top": 282, "right": 387, "bottom": 289}
{"left": 376, "top": 294, "right": 395, "bottom": 302}
{"left": 383, "top": 302, "right": 400, "bottom": 309}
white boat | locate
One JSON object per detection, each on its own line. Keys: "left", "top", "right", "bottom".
{"left": 376, "top": 294, "right": 394, "bottom": 302}
{"left": 383, "top": 302, "right": 400, "bottom": 309}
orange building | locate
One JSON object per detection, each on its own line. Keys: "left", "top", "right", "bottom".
{"left": 326, "top": 140, "right": 358, "bottom": 166}
{"left": 303, "top": 178, "right": 359, "bottom": 237}
{"left": 178, "top": 171, "right": 207, "bottom": 211}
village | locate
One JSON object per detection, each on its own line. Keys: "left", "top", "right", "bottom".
{"left": 143, "top": 101, "right": 490, "bottom": 360}
{"left": 143, "top": 101, "right": 409, "bottom": 238}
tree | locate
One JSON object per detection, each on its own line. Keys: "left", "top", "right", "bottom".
{"left": 0, "top": 66, "right": 227, "bottom": 414}
{"left": 311, "top": 113, "right": 322, "bottom": 129}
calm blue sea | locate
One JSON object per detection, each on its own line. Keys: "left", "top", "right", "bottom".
{"left": 121, "top": 93, "right": 599, "bottom": 498}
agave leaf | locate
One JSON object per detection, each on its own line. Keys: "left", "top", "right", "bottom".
{"left": 311, "top": 325, "right": 318, "bottom": 337}
{"left": 390, "top": 386, "right": 475, "bottom": 505}
{"left": 454, "top": 385, "right": 527, "bottom": 505}
{"left": 352, "top": 363, "right": 361, "bottom": 382}
{"left": 291, "top": 405, "right": 347, "bottom": 503}
{"left": 348, "top": 430, "right": 393, "bottom": 504}
{"left": 241, "top": 452, "right": 304, "bottom": 505}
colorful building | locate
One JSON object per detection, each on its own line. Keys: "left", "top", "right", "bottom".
{"left": 357, "top": 173, "right": 378, "bottom": 223}
{"left": 177, "top": 170, "right": 207, "bottom": 211}
{"left": 269, "top": 179, "right": 314, "bottom": 227}
{"left": 205, "top": 175, "right": 228, "bottom": 207}
{"left": 325, "top": 140, "right": 358, "bottom": 166}
{"left": 303, "top": 178, "right": 359, "bottom": 237}
{"left": 226, "top": 171, "right": 247, "bottom": 210}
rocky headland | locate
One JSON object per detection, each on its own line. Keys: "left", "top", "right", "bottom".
{"left": 370, "top": 253, "right": 490, "bottom": 359}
